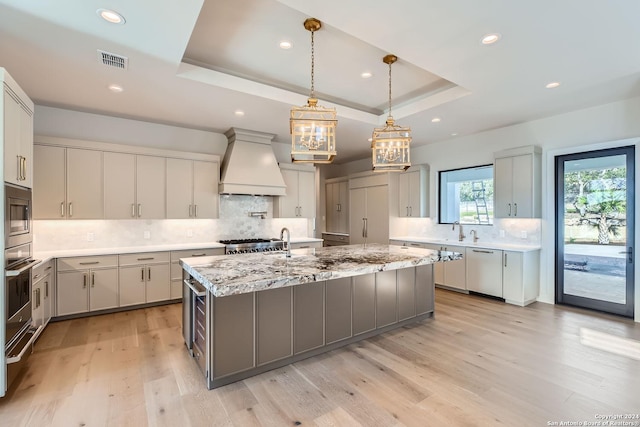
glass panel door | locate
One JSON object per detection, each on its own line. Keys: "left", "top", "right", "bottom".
{"left": 555, "top": 146, "right": 635, "bottom": 317}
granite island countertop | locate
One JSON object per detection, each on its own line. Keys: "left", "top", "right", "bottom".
{"left": 180, "top": 243, "right": 462, "bottom": 297}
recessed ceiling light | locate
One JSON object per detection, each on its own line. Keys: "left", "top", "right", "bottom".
{"left": 234, "top": 110, "right": 245, "bottom": 116}
{"left": 108, "top": 83, "right": 123, "bottom": 93}
{"left": 97, "top": 9, "right": 126, "bottom": 24}
{"left": 545, "top": 81, "right": 561, "bottom": 89}
{"left": 481, "top": 33, "right": 501, "bottom": 45}
{"left": 361, "top": 72, "right": 373, "bottom": 79}
{"left": 279, "top": 41, "right": 292, "bottom": 49}
{"left": 451, "top": 133, "right": 458, "bottom": 136}
{"left": 431, "top": 117, "right": 441, "bottom": 123}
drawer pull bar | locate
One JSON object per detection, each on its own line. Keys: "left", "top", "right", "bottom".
{"left": 79, "top": 261, "right": 100, "bottom": 265}
{"left": 472, "top": 249, "right": 494, "bottom": 254}
{"left": 137, "top": 257, "right": 155, "bottom": 261}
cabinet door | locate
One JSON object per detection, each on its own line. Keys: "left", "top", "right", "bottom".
{"left": 502, "top": 251, "right": 524, "bottom": 303}
{"left": 397, "top": 268, "right": 416, "bottom": 321}
{"left": 398, "top": 172, "right": 410, "bottom": 217}
{"left": 19, "top": 104, "right": 33, "bottom": 188}
{"left": 336, "top": 181, "right": 349, "bottom": 233}
{"left": 512, "top": 154, "right": 533, "bottom": 218}
{"left": 214, "top": 293, "right": 255, "bottom": 378}
{"left": 294, "top": 281, "right": 324, "bottom": 354}
{"left": 325, "top": 277, "right": 352, "bottom": 344}
{"left": 466, "top": 248, "right": 503, "bottom": 297}
{"left": 146, "top": 263, "right": 170, "bottom": 303}
{"left": 57, "top": 271, "right": 89, "bottom": 316}
{"left": 32, "top": 279, "right": 44, "bottom": 327}
{"left": 67, "top": 148, "right": 103, "bottom": 219}
{"left": 193, "top": 160, "right": 218, "bottom": 219}
{"left": 325, "top": 183, "right": 335, "bottom": 232}
{"left": 136, "top": 155, "right": 166, "bottom": 219}
{"left": 118, "top": 266, "right": 146, "bottom": 307}
{"left": 90, "top": 268, "right": 119, "bottom": 311}
{"left": 297, "top": 170, "right": 315, "bottom": 218}
{"left": 256, "top": 287, "right": 292, "bottom": 365}
{"left": 278, "top": 168, "right": 299, "bottom": 217}
{"left": 408, "top": 170, "right": 422, "bottom": 217}
{"left": 376, "top": 270, "right": 397, "bottom": 328}
{"left": 42, "top": 274, "right": 53, "bottom": 325}
{"left": 166, "top": 158, "right": 193, "bottom": 219}
{"left": 4, "top": 88, "right": 21, "bottom": 185}
{"left": 170, "top": 279, "right": 182, "bottom": 300}
{"left": 104, "top": 152, "right": 136, "bottom": 219}
{"left": 416, "top": 265, "right": 434, "bottom": 315}
{"left": 443, "top": 245, "right": 466, "bottom": 290}
{"left": 365, "top": 185, "right": 389, "bottom": 244}
{"left": 494, "top": 157, "right": 513, "bottom": 218}
{"left": 33, "top": 145, "right": 66, "bottom": 219}
{"left": 352, "top": 274, "right": 375, "bottom": 335}
{"left": 349, "top": 187, "right": 367, "bottom": 244}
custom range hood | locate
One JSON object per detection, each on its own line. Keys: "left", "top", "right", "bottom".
{"left": 219, "top": 128, "right": 287, "bottom": 196}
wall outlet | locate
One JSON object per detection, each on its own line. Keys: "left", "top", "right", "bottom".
{"left": 87, "top": 232, "right": 94, "bottom": 242}
{"left": 144, "top": 231, "right": 151, "bottom": 239}
{"left": 499, "top": 229, "right": 505, "bottom": 238}
{"left": 187, "top": 229, "right": 193, "bottom": 238}
{"left": 520, "top": 230, "right": 528, "bottom": 239}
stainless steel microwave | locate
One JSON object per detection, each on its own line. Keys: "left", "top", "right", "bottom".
{"left": 5, "top": 184, "right": 32, "bottom": 249}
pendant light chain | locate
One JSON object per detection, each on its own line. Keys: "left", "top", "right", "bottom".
{"left": 310, "top": 29, "right": 315, "bottom": 99}
{"left": 387, "top": 60, "right": 393, "bottom": 118}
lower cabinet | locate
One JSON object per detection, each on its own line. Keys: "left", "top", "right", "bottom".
{"left": 32, "top": 260, "right": 54, "bottom": 327}
{"left": 170, "top": 248, "right": 225, "bottom": 300}
{"left": 257, "top": 287, "right": 292, "bottom": 366}
{"left": 352, "top": 274, "right": 376, "bottom": 335}
{"left": 294, "top": 281, "right": 324, "bottom": 354}
{"left": 408, "top": 242, "right": 466, "bottom": 291}
{"left": 502, "top": 250, "right": 540, "bottom": 306}
{"left": 466, "top": 247, "right": 504, "bottom": 298}
{"left": 213, "top": 293, "right": 255, "bottom": 378}
{"left": 325, "top": 277, "right": 352, "bottom": 344}
{"left": 56, "top": 255, "right": 119, "bottom": 316}
{"left": 119, "top": 252, "right": 170, "bottom": 306}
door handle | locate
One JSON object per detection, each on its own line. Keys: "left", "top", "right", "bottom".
{"left": 409, "top": 206, "right": 413, "bottom": 217}
{"left": 508, "top": 203, "right": 511, "bottom": 216}
{"left": 364, "top": 218, "right": 368, "bottom": 238}
{"left": 61, "top": 202, "right": 65, "bottom": 217}
{"left": 362, "top": 218, "right": 366, "bottom": 238}
{"left": 22, "top": 157, "right": 27, "bottom": 181}
{"left": 17, "top": 156, "right": 21, "bottom": 181}
{"left": 195, "top": 205, "right": 198, "bottom": 218}
{"left": 45, "top": 280, "right": 49, "bottom": 298}
{"left": 131, "top": 204, "right": 136, "bottom": 218}
{"left": 504, "top": 253, "right": 507, "bottom": 267}
{"left": 82, "top": 273, "right": 87, "bottom": 289}
{"left": 69, "top": 202, "right": 73, "bottom": 217}
{"left": 141, "top": 268, "right": 145, "bottom": 282}
{"left": 137, "top": 204, "right": 142, "bottom": 217}
{"left": 91, "top": 272, "right": 95, "bottom": 288}
{"left": 514, "top": 203, "right": 518, "bottom": 217}
{"left": 472, "top": 249, "right": 494, "bottom": 254}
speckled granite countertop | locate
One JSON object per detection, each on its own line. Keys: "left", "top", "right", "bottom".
{"left": 180, "top": 243, "right": 462, "bottom": 297}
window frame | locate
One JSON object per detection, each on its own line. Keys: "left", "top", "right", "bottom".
{"left": 438, "top": 163, "right": 494, "bottom": 226}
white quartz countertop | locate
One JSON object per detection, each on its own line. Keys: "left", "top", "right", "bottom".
{"left": 390, "top": 236, "right": 541, "bottom": 252}
{"left": 180, "top": 243, "right": 462, "bottom": 297}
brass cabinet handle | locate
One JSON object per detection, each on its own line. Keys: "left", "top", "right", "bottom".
{"left": 131, "top": 204, "right": 136, "bottom": 218}
{"left": 137, "top": 204, "right": 142, "bottom": 217}
{"left": 17, "top": 156, "right": 21, "bottom": 181}
{"left": 61, "top": 202, "right": 65, "bottom": 217}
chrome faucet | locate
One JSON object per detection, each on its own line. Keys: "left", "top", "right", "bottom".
{"left": 452, "top": 221, "right": 465, "bottom": 242}
{"left": 280, "top": 227, "right": 291, "bottom": 258}
{"left": 470, "top": 229, "right": 479, "bottom": 243}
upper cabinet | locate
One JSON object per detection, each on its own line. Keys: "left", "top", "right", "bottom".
{"left": 398, "top": 164, "right": 429, "bottom": 218}
{"left": 34, "top": 145, "right": 103, "bottom": 219}
{"left": 493, "top": 146, "right": 541, "bottom": 218}
{"left": 2, "top": 69, "right": 34, "bottom": 188}
{"left": 274, "top": 164, "right": 315, "bottom": 218}
{"left": 325, "top": 177, "right": 348, "bottom": 234}
{"left": 167, "top": 158, "right": 219, "bottom": 219}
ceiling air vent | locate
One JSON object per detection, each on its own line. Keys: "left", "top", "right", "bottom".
{"left": 97, "top": 50, "right": 128, "bottom": 70}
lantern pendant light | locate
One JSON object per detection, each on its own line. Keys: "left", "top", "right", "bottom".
{"left": 371, "top": 54, "right": 411, "bottom": 172}
{"left": 290, "top": 18, "right": 337, "bottom": 164}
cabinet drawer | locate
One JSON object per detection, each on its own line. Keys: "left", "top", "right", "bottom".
{"left": 170, "top": 248, "right": 223, "bottom": 262}
{"left": 119, "top": 251, "right": 169, "bottom": 266}
{"left": 32, "top": 259, "right": 54, "bottom": 282}
{"left": 58, "top": 255, "right": 118, "bottom": 271}
{"left": 322, "top": 233, "right": 349, "bottom": 244}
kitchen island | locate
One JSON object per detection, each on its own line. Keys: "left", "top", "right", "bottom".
{"left": 180, "top": 243, "right": 462, "bottom": 389}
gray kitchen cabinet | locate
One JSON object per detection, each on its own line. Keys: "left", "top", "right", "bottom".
{"left": 325, "top": 277, "right": 352, "bottom": 344}
{"left": 398, "top": 165, "right": 429, "bottom": 218}
{"left": 350, "top": 184, "right": 389, "bottom": 245}
{"left": 170, "top": 248, "right": 224, "bottom": 299}
{"left": 56, "top": 255, "right": 119, "bottom": 316}
{"left": 416, "top": 265, "right": 435, "bottom": 315}
{"left": 397, "top": 267, "right": 416, "bottom": 321}
{"left": 103, "top": 152, "right": 136, "bottom": 219}
{"left": 34, "top": 145, "right": 103, "bottom": 219}
{"left": 256, "top": 287, "right": 292, "bottom": 365}
{"left": 167, "top": 158, "right": 219, "bottom": 219}
{"left": 294, "top": 281, "right": 325, "bottom": 354}
{"left": 325, "top": 178, "right": 349, "bottom": 233}
{"left": 275, "top": 165, "right": 315, "bottom": 218}
{"left": 494, "top": 146, "right": 541, "bottom": 218}
{"left": 502, "top": 250, "right": 540, "bottom": 306}
{"left": 136, "top": 155, "right": 166, "bottom": 219}
{"left": 3, "top": 70, "right": 34, "bottom": 188}
{"left": 466, "top": 247, "right": 503, "bottom": 298}
{"left": 422, "top": 243, "right": 466, "bottom": 291}
{"left": 213, "top": 293, "right": 255, "bottom": 378}
{"left": 352, "top": 273, "right": 376, "bottom": 335}
{"left": 376, "top": 270, "right": 397, "bottom": 328}
{"left": 119, "top": 252, "right": 170, "bottom": 306}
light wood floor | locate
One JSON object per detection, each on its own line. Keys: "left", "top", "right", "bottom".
{"left": 1, "top": 289, "right": 639, "bottom": 427}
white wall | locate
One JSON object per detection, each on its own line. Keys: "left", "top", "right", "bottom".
{"left": 324, "top": 95, "right": 640, "bottom": 322}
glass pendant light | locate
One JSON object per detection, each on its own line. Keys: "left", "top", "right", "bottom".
{"left": 371, "top": 54, "right": 411, "bottom": 172}
{"left": 290, "top": 18, "right": 337, "bottom": 164}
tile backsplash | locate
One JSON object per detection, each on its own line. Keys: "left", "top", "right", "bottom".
{"left": 34, "top": 195, "right": 313, "bottom": 251}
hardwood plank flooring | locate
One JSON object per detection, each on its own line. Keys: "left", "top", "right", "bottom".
{"left": 1, "top": 289, "right": 639, "bottom": 426}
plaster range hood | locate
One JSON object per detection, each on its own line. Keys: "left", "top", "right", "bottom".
{"left": 218, "top": 128, "right": 287, "bottom": 196}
